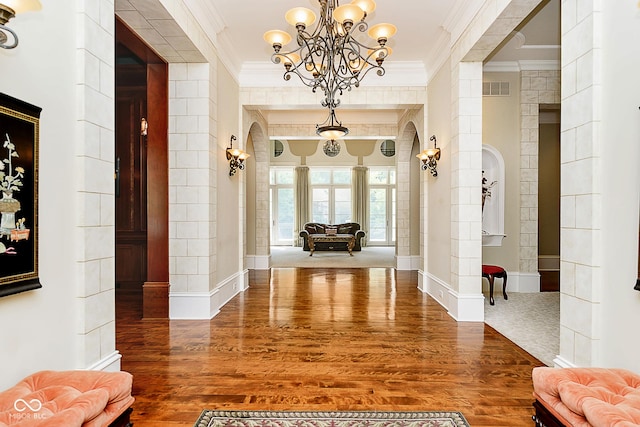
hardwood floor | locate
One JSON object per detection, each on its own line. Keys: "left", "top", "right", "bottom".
{"left": 115, "top": 268, "right": 543, "bottom": 427}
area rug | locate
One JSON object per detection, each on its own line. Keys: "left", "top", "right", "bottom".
{"left": 271, "top": 246, "right": 395, "bottom": 268}
{"left": 194, "top": 410, "right": 470, "bottom": 427}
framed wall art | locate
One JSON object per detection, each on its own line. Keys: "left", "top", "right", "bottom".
{"left": 0, "top": 93, "right": 42, "bottom": 297}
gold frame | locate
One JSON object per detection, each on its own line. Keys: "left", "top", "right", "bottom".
{"left": 0, "top": 93, "right": 41, "bottom": 297}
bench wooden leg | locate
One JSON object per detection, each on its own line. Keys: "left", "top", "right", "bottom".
{"left": 109, "top": 407, "right": 133, "bottom": 427}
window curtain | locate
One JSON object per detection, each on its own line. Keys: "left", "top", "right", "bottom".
{"left": 294, "top": 166, "right": 310, "bottom": 247}
{"left": 352, "top": 166, "right": 369, "bottom": 247}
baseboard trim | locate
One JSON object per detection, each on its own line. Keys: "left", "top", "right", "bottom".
{"left": 553, "top": 355, "right": 576, "bottom": 368}
{"left": 86, "top": 351, "right": 122, "bottom": 372}
{"left": 418, "top": 270, "right": 484, "bottom": 322}
{"left": 169, "top": 271, "right": 246, "bottom": 319}
{"left": 247, "top": 255, "right": 270, "bottom": 270}
{"left": 396, "top": 255, "right": 420, "bottom": 271}
{"left": 506, "top": 271, "right": 540, "bottom": 293}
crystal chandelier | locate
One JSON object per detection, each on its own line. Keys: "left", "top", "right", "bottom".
{"left": 264, "top": 0, "right": 396, "bottom": 138}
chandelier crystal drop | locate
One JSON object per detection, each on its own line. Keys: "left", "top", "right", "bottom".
{"left": 264, "top": 0, "right": 396, "bottom": 135}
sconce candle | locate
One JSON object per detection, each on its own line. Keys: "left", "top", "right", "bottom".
{"left": 417, "top": 135, "right": 441, "bottom": 177}
{"left": 226, "top": 135, "right": 250, "bottom": 176}
{"left": 0, "top": 0, "right": 41, "bottom": 49}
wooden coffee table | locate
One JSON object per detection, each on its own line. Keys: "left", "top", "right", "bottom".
{"left": 308, "top": 234, "right": 356, "bottom": 256}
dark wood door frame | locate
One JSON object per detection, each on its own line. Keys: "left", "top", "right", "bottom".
{"left": 116, "top": 18, "right": 169, "bottom": 318}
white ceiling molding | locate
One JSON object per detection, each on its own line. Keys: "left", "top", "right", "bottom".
{"left": 483, "top": 59, "right": 560, "bottom": 72}
{"left": 442, "top": 0, "right": 484, "bottom": 46}
{"left": 519, "top": 59, "right": 560, "bottom": 70}
{"left": 182, "top": 0, "right": 243, "bottom": 79}
{"left": 520, "top": 44, "right": 561, "bottom": 51}
{"left": 424, "top": 29, "right": 452, "bottom": 84}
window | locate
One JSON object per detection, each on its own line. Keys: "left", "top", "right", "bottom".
{"left": 270, "top": 167, "right": 294, "bottom": 245}
{"left": 310, "top": 167, "right": 352, "bottom": 224}
{"left": 369, "top": 167, "right": 396, "bottom": 245}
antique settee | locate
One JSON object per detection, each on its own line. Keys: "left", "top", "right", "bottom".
{"left": 299, "top": 222, "right": 366, "bottom": 252}
{"left": 532, "top": 366, "right": 640, "bottom": 426}
{"left": 0, "top": 370, "right": 134, "bottom": 427}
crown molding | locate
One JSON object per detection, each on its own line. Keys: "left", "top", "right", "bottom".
{"left": 425, "top": 29, "right": 452, "bottom": 83}
{"left": 483, "top": 59, "right": 560, "bottom": 72}
{"left": 442, "top": 0, "right": 484, "bottom": 45}
{"left": 182, "top": 0, "right": 242, "bottom": 80}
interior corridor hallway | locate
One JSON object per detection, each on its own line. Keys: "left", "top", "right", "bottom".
{"left": 115, "top": 268, "right": 544, "bottom": 427}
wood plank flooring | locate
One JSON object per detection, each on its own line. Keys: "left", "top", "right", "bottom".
{"left": 115, "top": 268, "right": 543, "bottom": 427}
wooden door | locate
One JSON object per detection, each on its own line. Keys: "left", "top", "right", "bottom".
{"left": 115, "top": 82, "right": 147, "bottom": 291}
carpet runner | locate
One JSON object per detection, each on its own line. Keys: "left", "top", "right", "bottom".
{"left": 194, "top": 410, "right": 470, "bottom": 427}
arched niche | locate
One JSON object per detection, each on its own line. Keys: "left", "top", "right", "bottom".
{"left": 482, "top": 144, "right": 505, "bottom": 246}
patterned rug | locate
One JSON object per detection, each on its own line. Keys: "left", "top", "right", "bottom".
{"left": 194, "top": 410, "right": 470, "bottom": 427}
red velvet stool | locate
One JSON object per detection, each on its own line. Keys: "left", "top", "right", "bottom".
{"left": 482, "top": 264, "right": 508, "bottom": 306}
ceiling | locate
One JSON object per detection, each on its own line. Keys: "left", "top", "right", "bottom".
{"left": 190, "top": 0, "right": 560, "bottom": 137}
{"left": 208, "top": 0, "right": 559, "bottom": 78}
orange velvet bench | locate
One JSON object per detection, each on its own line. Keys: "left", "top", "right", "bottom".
{"left": 532, "top": 367, "right": 640, "bottom": 426}
{"left": 0, "top": 370, "right": 134, "bottom": 427}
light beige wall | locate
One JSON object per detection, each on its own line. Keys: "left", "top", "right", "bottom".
{"left": 538, "top": 121, "right": 560, "bottom": 256}
{"left": 216, "top": 61, "right": 241, "bottom": 281}
{"left": 426, "top": 60, "right": 452, "bottom": 282}
{"left": 481, "top": 72, "right": 521, "bottom": 271}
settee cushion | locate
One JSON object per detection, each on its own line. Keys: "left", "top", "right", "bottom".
{"left": 0, "top": 370, "right": 134, "bottom": 427}
{"left": 532, "top": 367, "right": 640, "bottom": 427}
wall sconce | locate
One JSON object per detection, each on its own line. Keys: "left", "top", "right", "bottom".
{"left": 226, "top": 135, "right": 250, "bottom": 176}
{"left": 0, "top": 0, "right": 42, "bottom": 49}
{"left": 416, "top": 135, "right": 441, "bottom": 177}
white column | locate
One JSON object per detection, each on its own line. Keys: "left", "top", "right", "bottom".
{"left": 449, "top": 61, "right": 484, "bottom": 321}
{"left": 168, "top": 62, "right": 218, "bottom": 319}
{"left": 75, "top": 0, "right": 120, "bottom": 370}
{"left": 558, "top": 0, "right": 602, "bottom": 367}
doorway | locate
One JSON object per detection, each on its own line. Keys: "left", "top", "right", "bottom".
{"left": 115, "top": 18, "right": 169, "bottom": 318}
{"left": 538, "top": 105, "right": 561, "bottom": 292}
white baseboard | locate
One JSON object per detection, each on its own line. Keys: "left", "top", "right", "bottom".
{"left": 396, "top": 255, "right": 420, "bottom": 271}
{"left": 553, "top": 355, "right": 577, "bottom": 368}
{"left": 169, "top": 271, "right": 245, "bottom": 319}
{"left": 418, "top": 270, "right": 484, "bottom": 322}
{"left": 86, "top": 351, "right": 122, "bottom": 372}
{"left": 247, "top": 255, "right": 270, "bottom": 270}
{"left": 506, "top": 271, "right": 540, "bottom": 293}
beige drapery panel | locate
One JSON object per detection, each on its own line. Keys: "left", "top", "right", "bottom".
{"left": 352, "top": 166, "right": 369, "bottom": 247}
{"left": 294, "top": 166, "right": 310, "bottom": 247}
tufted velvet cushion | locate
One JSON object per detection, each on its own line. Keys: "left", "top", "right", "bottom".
{"left": 533, "top": 367, "right": 640, "bottom": 427}
{"left": 0, "top": 370, "right": 134, "bottom": 427}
